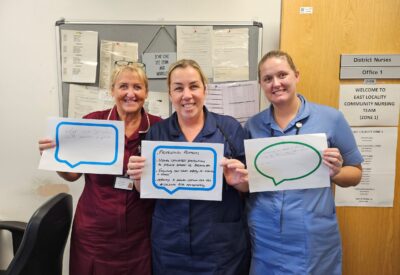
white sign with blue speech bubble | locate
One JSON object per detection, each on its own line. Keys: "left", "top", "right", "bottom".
{"left": 140, "top": 140, "right": 224, "bottom": 201}
{"left": 245, "top": 134, "right": 330, "bottom": 192}
{"left": 39, "top": 117, "right": 124, "bottom": 175}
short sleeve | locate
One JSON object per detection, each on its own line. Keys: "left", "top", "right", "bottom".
{"left": 330, "top": 112, "right": 364, "bottom": 166}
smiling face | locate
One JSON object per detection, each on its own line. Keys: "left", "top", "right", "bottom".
{"left": 111, "top": 68, "right": 148, "bottom": 118}
{"left": 169, "top": 64, "right": 206, "bottom": 123}
{"left": 259, "top": 56, "right": 299, "bottom": 107}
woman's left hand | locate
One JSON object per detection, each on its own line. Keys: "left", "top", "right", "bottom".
{"left": 220, "top": 157, "right": 249, "bottom": 192}
{"left": 323, "top": 148, "right": 343, "bottom": 178}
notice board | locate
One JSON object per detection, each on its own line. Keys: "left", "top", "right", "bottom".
{"left": 55, "top": 19, "right": 263, "bottom": 116}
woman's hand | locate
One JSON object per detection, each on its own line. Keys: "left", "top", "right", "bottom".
{"left": 323, "top": 148, "right": 362, "bottom": 187}
{"left": 127, "top": 156, "right": 146, "bottom": 192}
{"left": 38, "top": 138, "right": 82, "bottom": 181}
{"left": 38, "top": 138, "right": 56, "bottom": 155}
{"left": 221, "top": 158, "right": 249, "bottom": 192}
{"left": 323, "top": 148, "right": 343, "bottom": 178}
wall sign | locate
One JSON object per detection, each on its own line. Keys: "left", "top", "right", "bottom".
{"left": 340, "top": 54, "right": 400, "bottom": 79}
{"left": 339, "top": 84, "right": 400, "bottom": 126}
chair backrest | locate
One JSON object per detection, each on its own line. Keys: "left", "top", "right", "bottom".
{"left": 5, "top": 193, "right": 73, "bottom": 275}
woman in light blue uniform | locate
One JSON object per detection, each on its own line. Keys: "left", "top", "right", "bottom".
{"left": 128, "top": 59, "right": 250, "bottom": 275}
{"left": 245, "top": 50, "right": 363, "bottom": 275}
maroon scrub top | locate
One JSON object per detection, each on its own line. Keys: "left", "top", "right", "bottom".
{"left": 69, "top": 107, "right": 161, "bottom": 275}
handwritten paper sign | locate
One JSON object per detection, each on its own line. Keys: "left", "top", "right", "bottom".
{"left": 39, "top": 117, "right": 124, "bottom": 174}
{"left": 140, "top": 140, "right": 224, "bottom": 200}
{"left": 244, "top": 134, "right": 330, "bottom": 192}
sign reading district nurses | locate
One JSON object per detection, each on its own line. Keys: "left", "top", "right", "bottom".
{"left": 39, "top": 117, "right": 124, "bottom": 174}
{"left": 140, "top": 140, "right": 224, "bottom": 201}
{"left": 244, "top": 134, "right": 330, "bottom": 192}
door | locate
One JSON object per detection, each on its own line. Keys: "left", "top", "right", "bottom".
{"left": 280, "top": 1, "right": 400, "bottom": 274}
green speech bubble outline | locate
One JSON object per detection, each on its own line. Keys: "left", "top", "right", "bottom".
{"left": 254, "top": 141, "right": 322, "bottom": 186}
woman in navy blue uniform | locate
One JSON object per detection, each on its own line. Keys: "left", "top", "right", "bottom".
{"left": 127, "top": 59, "right": 250, "bottom": 275}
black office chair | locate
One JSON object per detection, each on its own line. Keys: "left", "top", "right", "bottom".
{"left": 0, "top": 193, "right": 73, "bottom": 275}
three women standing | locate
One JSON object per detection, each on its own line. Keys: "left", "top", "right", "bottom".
{"left": 40, "top": 51, "right": 362, "bottom": 275}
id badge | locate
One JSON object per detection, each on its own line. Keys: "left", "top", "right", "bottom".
{"left": 114, "top": 176, "right": 134, "bottom": 190}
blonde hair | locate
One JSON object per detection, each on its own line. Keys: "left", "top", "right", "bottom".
{"left": 258, "top": 50, "right": 298, "bottom": 80}
{"left": 110, "top": 64, "right": 148, "bottom": 91}
{"left": 167, "top": 59, "right": 208, "bottom": 92}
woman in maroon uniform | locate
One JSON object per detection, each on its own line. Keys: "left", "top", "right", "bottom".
{"left": 39, "top": 64, "right": 161, "bottom": 275}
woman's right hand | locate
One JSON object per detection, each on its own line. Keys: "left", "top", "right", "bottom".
{"left": 127, "top": 156, "right": 146, "bottom": 191}
{"left": 38, "top": 138, "right": 56, "bottom": 155}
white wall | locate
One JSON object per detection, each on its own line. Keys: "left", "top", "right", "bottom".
{"left": 0, "top": 0, "right": 281, "bottom": 273}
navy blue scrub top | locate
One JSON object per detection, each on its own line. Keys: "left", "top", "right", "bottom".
{"left": 147, "top": 108, "right": 250, "bottom": 274}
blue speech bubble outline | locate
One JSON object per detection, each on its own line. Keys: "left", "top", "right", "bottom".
{"left": 152, "top": 145, "right": 217, "bottom": 194}
{"left": 54, "top": 121, "right": 119, "bottom": 168}
{"left": 254, "top": 141, "right": 322, "bottom": 186}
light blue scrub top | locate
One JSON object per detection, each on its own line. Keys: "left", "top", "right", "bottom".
{"left": 244, "top": 94, "right": 363, "bottom": 275}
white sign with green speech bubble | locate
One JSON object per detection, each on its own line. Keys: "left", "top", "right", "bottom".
{"left": 245, "top": 134, "right": 330, "bottom": 192}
